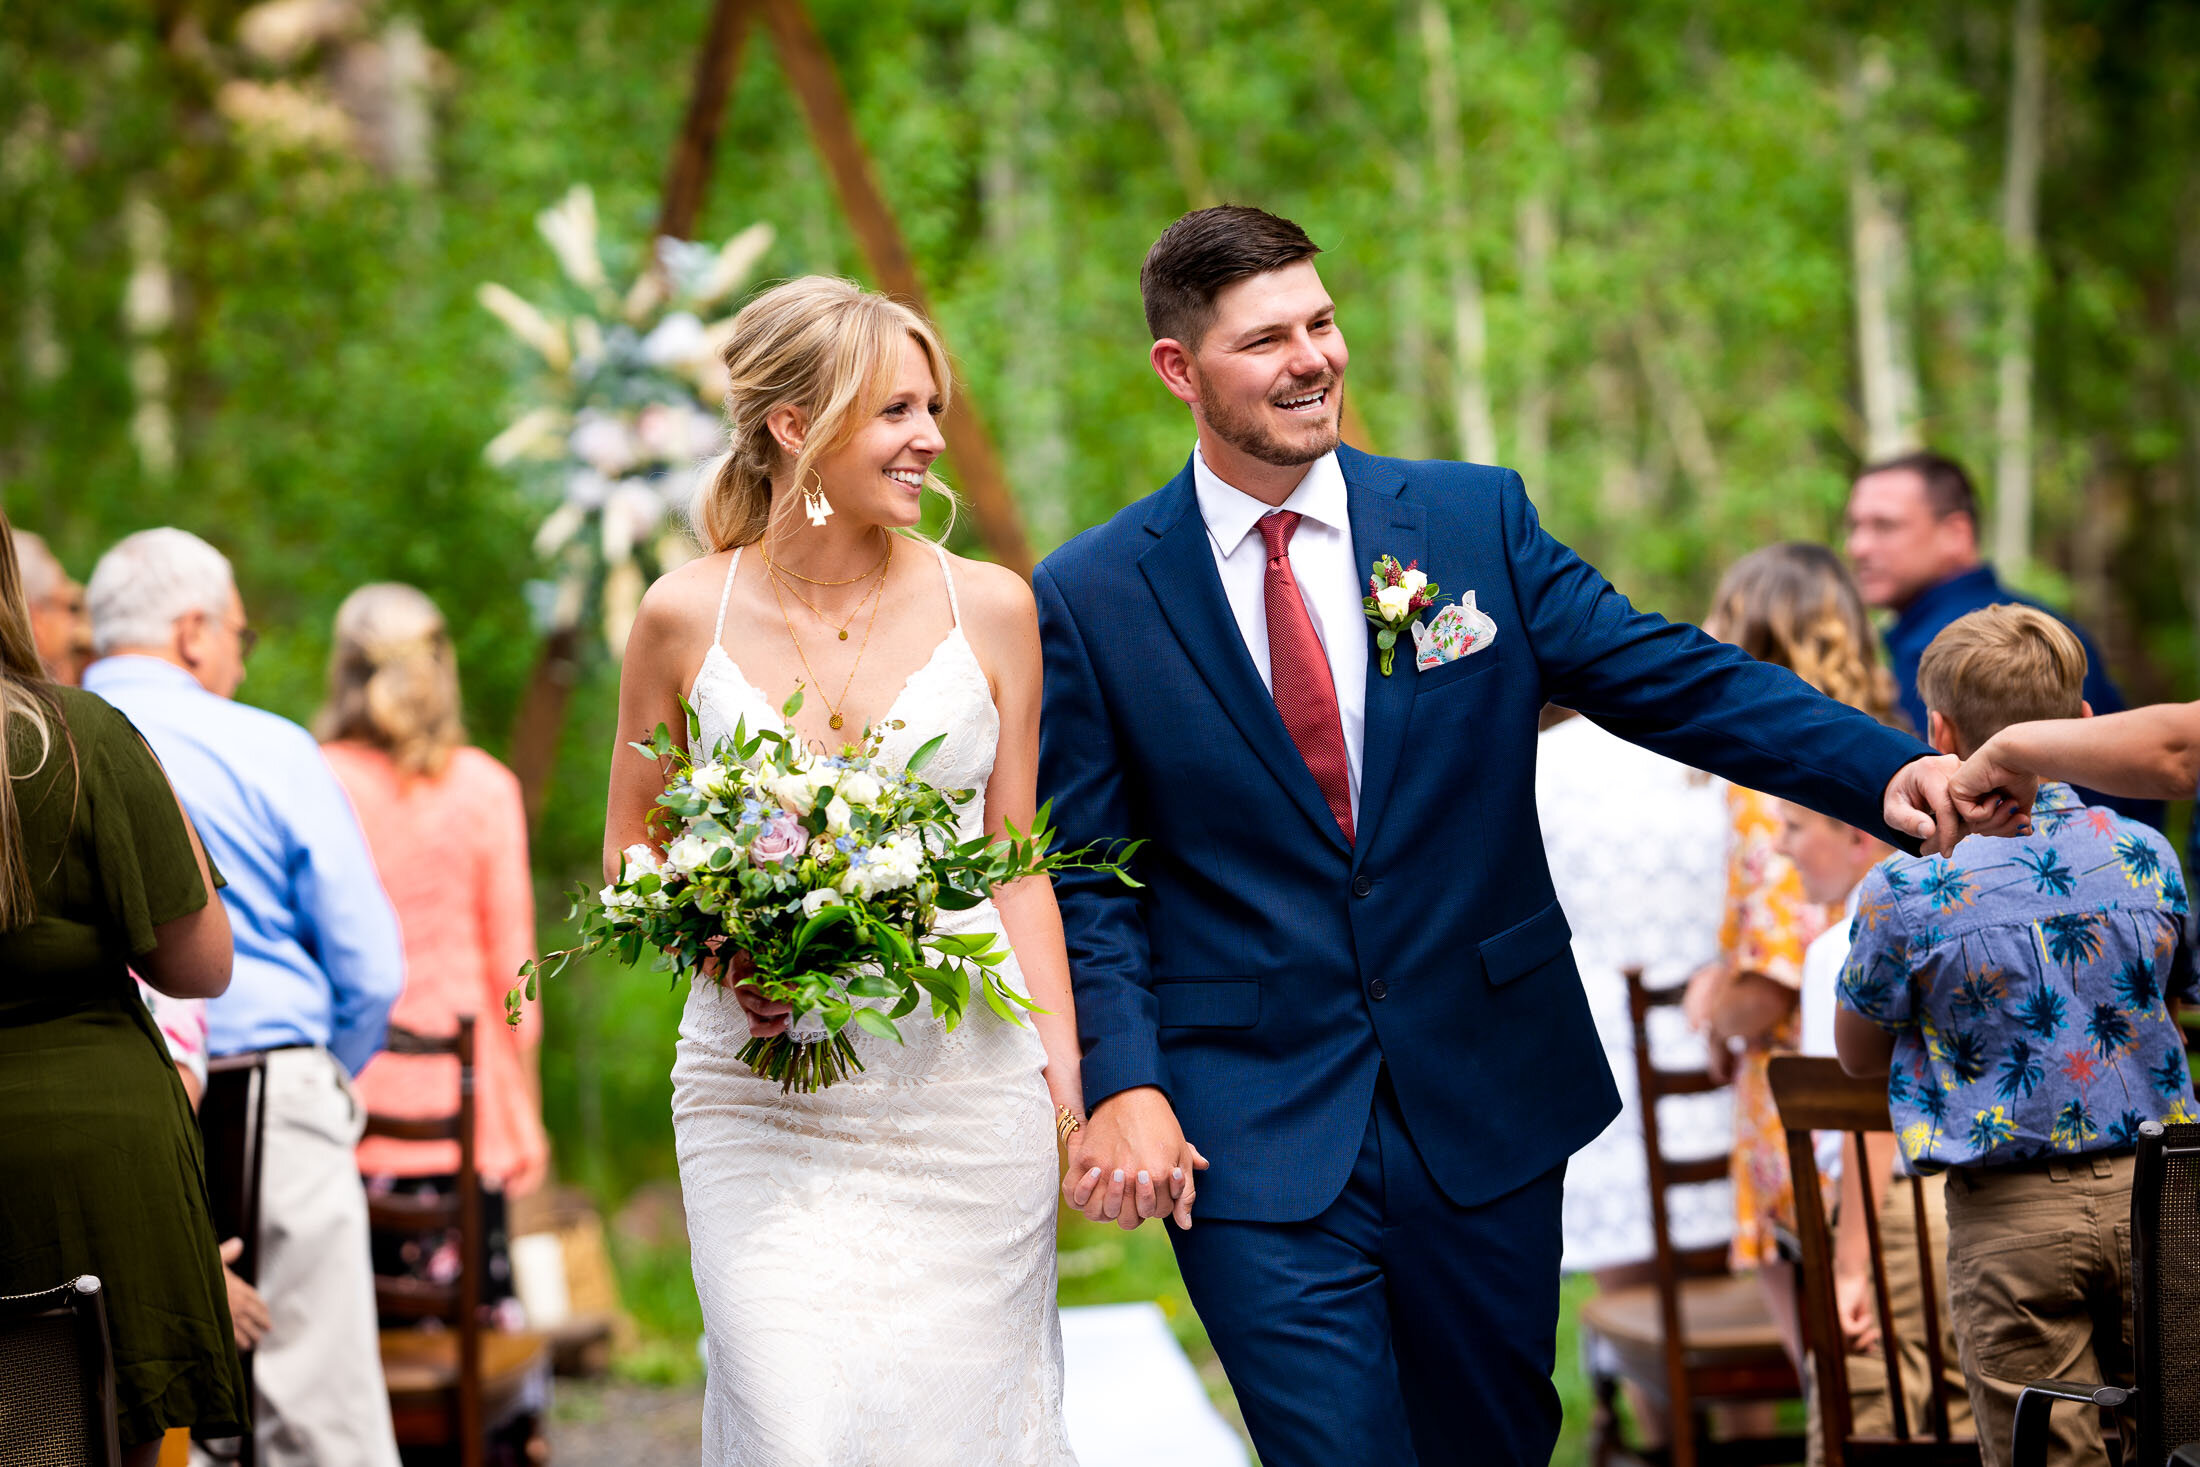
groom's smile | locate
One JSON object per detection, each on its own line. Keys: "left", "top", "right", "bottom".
{"left": 1152, "top": 258, "right": 1350, "bottom": 489}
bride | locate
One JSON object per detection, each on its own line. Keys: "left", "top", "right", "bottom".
{"left": 606, "top": 276, "right": 1151, "bottom": 1464}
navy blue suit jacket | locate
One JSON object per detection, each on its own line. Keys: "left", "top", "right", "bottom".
{"left": 1035, "top": 448, "right": 1935, "bottom": 1223}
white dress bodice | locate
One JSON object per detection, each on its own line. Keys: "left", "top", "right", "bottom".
{"left": 669, "top": 541, "right": 1074, "bottom": 1466}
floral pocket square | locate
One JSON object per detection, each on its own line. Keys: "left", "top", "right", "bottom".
{"left": 1412, "top": 593, "right": 1498, "bottom": 671}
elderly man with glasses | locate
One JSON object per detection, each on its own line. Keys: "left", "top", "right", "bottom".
{"left": 9, "top": 526, "right": 93, "bottom": 684}
{"left": 83, "top": 527, "right": 406, "bottom": 1467}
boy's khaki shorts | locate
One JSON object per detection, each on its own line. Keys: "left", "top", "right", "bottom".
{"left": 1943, "top": 1152, "right": 2135, "bottom": 1467}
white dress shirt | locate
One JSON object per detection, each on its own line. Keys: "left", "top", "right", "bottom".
{"left": 1800, "top": 881, "right": 1866, "bottom": 1181}
{"left": 1191, "top": 443, "right": 1366, "bottom": 817}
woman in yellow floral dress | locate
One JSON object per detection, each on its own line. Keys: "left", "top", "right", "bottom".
{"left": 1683, "top": 543, "right": 1899, "bottom": 1367}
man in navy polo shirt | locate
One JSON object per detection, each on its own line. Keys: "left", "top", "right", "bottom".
{"left": 1845, "top": 449, "right": 2161, "bottom": 830}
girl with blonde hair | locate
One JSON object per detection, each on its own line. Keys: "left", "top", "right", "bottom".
{"left": 604, "top": 276, "right": 1097, "bottom": 1463}
{"left": 319, "top": 585, "right": 549, "bottom": 1218}
{"left": 1685, "top": 542, "right": 1897, "bottom": 1369}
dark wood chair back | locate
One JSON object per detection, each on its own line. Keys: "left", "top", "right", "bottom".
{"left": 363, "top": 1017, "right": 485, "bottom": 1466}
{"left": 1767, "top": 1054, "right": 1975, "bottom": 1466}
{"left": 196, "top": 1052, "right": 270, "bottom": 1467}
{"left": 0, "top": 1275, "right": 123, "bottom": 1467}
{"left": 1579, "top": 969, "right": 1802, "bottom": 1467}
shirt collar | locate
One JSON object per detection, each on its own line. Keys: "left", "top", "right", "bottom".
{"left": 81, "top": 654, "right": 207, "bottom": 696}
{"left": 1192, "top": 442, "right": 1348, "bottom": 557}
{"left": 1889, "top": 563, "right": 2003, "bottom": 646}
{"left": 2033, "top": 781, "right": 2084, "bottom": 815}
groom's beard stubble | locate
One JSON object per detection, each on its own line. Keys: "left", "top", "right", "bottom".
{"left": 1194, "top": 365, "right": 1342, "bottom": 469}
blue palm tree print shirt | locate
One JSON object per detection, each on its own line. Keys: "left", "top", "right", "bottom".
{"left": 1838, "top": 783, "right": 2195, "bottom": 1172}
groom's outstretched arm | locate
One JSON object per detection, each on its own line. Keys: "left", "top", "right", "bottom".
{"left": 1032, "top": 561, "right": 1166, "bottom": 1110}
{"left": 1494, "top": 473, "right": 1934, "bottom": 848}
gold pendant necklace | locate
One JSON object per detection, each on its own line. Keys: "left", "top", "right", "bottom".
{"left": 761, "top": 535, "right": 891, "bottom": 588}
{"left": 767, "top": 545, "right": 887, "bottom": 641}
{"left": 769, "top": 553, "right": 888, "bottom": 731}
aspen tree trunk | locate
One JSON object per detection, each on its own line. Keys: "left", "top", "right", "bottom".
{"left": 1589, "top": 349, "right": 1639, "bottom": 518}
{"left": 1122, "top": 0, "right": 1215, "bottom": 209}
{"left": 1515, "top": 190, "right": 1555, "bottom": 492}
{"left": 2176, "top": 170, "right": 2200, "bottom": 686}
{"left": 1846, "top": 42, "right": 1922, "bottom": 459}
{"left": 1418, "top": 0, "right": 1498, "bottom": 465}
{"left": 123, "top": 189, "right": 176, "bottom": 480}
{"left": 978, "top": 4, "right": 1070, "bottom": 545}
{"left": 1992, "top": 0, "right": 2045, "bottom": 574}
{"left": 1632, "top": 322, "right": 1721, "bottom": 500}
{"left": 1389, "top": 154, "right": 1435, "bottom": 460}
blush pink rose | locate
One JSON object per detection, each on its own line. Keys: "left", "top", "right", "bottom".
{"left": 749, "top": 812, "right": 804, "bottom": 867}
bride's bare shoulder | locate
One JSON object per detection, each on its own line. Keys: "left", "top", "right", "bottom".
{"left": 630, "top": 550, "right": 737, "bottom": 664}
{"left": 942, "top": 552, "right": 1036, "bottom": 630}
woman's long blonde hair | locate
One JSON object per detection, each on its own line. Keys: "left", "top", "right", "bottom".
{"left": 1704, "top": 542, "right": 1900, "bottom": 726}
{"left": 315, "top": 583, "right": 466, "bottom": 777}
{"left": 0, "top": 508, "right": 65, "bottom": 931}
{"left": 692, "top": 276, "right": 956, "bottom": 552}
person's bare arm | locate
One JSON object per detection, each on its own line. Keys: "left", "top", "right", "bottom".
{"left": 1835, "top": 1006, "right": 1896, "bottom": 1076}
{"left": 963, "top": 562, "right": 1205, "bottom": 1229}
{"left": 1831, "top": 1131, "right": 1900, "bottom": 1353}
{"left": 1957, "top": 702, "right": 2200, "bottom": 806}
{"left": 135, "top": 763, "right": 232, "bottom": 1000}
{"left": 603, "top": 572, "right": 708, "bottom": 884}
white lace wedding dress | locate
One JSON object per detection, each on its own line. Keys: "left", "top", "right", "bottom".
{"left": 671, "top": 543, "right": 1077, "bottom": 1466}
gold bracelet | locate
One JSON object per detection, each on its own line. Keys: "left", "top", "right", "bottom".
{"left": 1055, "top": 1105, "right": 1083, "bottom": 1145}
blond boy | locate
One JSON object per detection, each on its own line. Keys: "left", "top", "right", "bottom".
{"left": 1835, "top": 605, "right": 2194, "bottom": 1467}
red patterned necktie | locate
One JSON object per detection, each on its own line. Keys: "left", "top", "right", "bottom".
{"left": 1257, "top": 511, "right": 1354, "bottom": 844}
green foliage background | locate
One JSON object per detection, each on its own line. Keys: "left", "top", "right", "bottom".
{"left": 4, "top": 2, "right": 2197, "bottom": 1438}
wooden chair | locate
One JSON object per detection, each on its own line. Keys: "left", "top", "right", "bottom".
{"left": 1580, "top": 968, "right": 1804, "bottom": 1467}
{"left": 2010, "top": 1120, "right": 2200, "bottom": 1467}
{"left": 1767, "top": 1055, "right": 1976, "bottom": 1467}
{"left": 0, "top": 1275, "right": 122, "bottom": 1467}
{"left": 198, "top": 1051, "right": 271, "bottom": 1467}
{"left": 365, "top": 1017, "right": 549, "bottom": 1467}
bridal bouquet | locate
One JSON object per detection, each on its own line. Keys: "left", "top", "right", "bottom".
{"left": 510, "top": 690, "right": 1138, "bottom": 1092}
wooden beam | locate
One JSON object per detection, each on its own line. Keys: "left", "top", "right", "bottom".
{"left": 657, "top": 0, "right": 758, "bottom": 244}
{"left": 758, "top": 0, "right": 1033, "bottom": 577}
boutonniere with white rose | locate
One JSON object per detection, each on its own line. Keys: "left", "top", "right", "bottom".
{"left": 1363, "top": 555, "right": 1442, "bottom": 675}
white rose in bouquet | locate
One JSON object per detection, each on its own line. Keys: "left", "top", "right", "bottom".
{"left": 801, "top": 888, "right": 841, "bottom": 918}
{"left": 1376, "top": 584, "right": 1414, "bottom": 619}
{"left": 665, "top": 830, "right": 717, "bottom": 875}
{"left": 1398, "top": 569, "right": 1428, "bottom": 596}
{"left": 622, "top": 843, "right": 664, "bottom": 880}
{"left": 833, "top": 768, "right": 885, "bottom": 809}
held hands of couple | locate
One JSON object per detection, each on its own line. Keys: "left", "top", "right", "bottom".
{"left": 1063, "top": 1086, "right": 1209, "bottom": 1232}
{"left": 1881, "top": 753, "right": 2030, "bottom": 858}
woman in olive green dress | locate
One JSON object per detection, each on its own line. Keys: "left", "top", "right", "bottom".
{"left": 0, "top": 512, "right": 247, "bottom": 1463}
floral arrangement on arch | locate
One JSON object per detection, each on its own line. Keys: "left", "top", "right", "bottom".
{"left": 477, "top": 185, "right": 774, "bottom": 654}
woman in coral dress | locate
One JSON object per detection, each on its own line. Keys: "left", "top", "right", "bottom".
{"left": 320, "top": 584, "right": 548, "bottom": 1302}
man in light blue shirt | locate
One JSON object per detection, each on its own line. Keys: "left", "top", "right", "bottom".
{"left": 84, "top": 527, "right": 403, "bottom": 1467}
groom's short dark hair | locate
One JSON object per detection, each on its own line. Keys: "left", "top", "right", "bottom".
{"left": 1141, "top": 206, "right": 1322, "bottom": 349}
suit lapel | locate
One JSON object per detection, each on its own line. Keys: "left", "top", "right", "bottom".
{"left": 1343, "top": 448, "right": 1420, "bottom": 867}
{"left": 1138, "top": 462, "right": 1351, "bottom": 853}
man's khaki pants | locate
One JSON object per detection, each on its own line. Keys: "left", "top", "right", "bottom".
{"left": 1807, "top": 1174, "right": 1973, "bottom": 1466}
{"left": 1944, "top": 1152, "right": 2136, "bottom": 1467}
{"left": 198, "top": 1048, "right": 401, "bottom": 1467}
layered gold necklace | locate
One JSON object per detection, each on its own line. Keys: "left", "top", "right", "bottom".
{"left": 764, "top": 534, "right": 892, "bottom": 731}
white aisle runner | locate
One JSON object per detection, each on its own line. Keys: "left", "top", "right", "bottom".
{"left": 1060, "top": 1303, "right": 1250, "bottom": 1466}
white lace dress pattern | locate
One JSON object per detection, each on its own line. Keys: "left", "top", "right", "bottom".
{"left": 671, "top": 544, "right": 1076, "bottom": 1465}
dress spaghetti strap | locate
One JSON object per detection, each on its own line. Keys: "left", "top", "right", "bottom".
{"left": 712, "top": 546, "right": 744, "bottom": 648}
{"left": 932, "top": 542, "right": 961, "bottom": 629}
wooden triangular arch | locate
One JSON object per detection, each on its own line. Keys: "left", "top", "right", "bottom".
{"left": 510, "top": 0, "right": 1029, "bottom": 822}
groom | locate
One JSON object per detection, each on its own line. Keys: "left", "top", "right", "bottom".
{"left": 1033, "top": 206, "right": 2018, "bottom": 1467}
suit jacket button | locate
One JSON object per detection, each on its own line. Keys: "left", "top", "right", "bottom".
{"left": 1351, "top": 875, "right": 1373, "bottom": 897}
{"left": 1369, "top": 979, "right": 1389, "bottom": 1000}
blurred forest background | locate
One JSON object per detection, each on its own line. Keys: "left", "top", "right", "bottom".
{"left": 6, "top": 0, "right": 2198, "bottom": 1451}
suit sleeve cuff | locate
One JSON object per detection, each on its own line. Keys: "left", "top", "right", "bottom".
{"left": 1080, "top": 1044, "right": 1170, "bottom": 1114}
